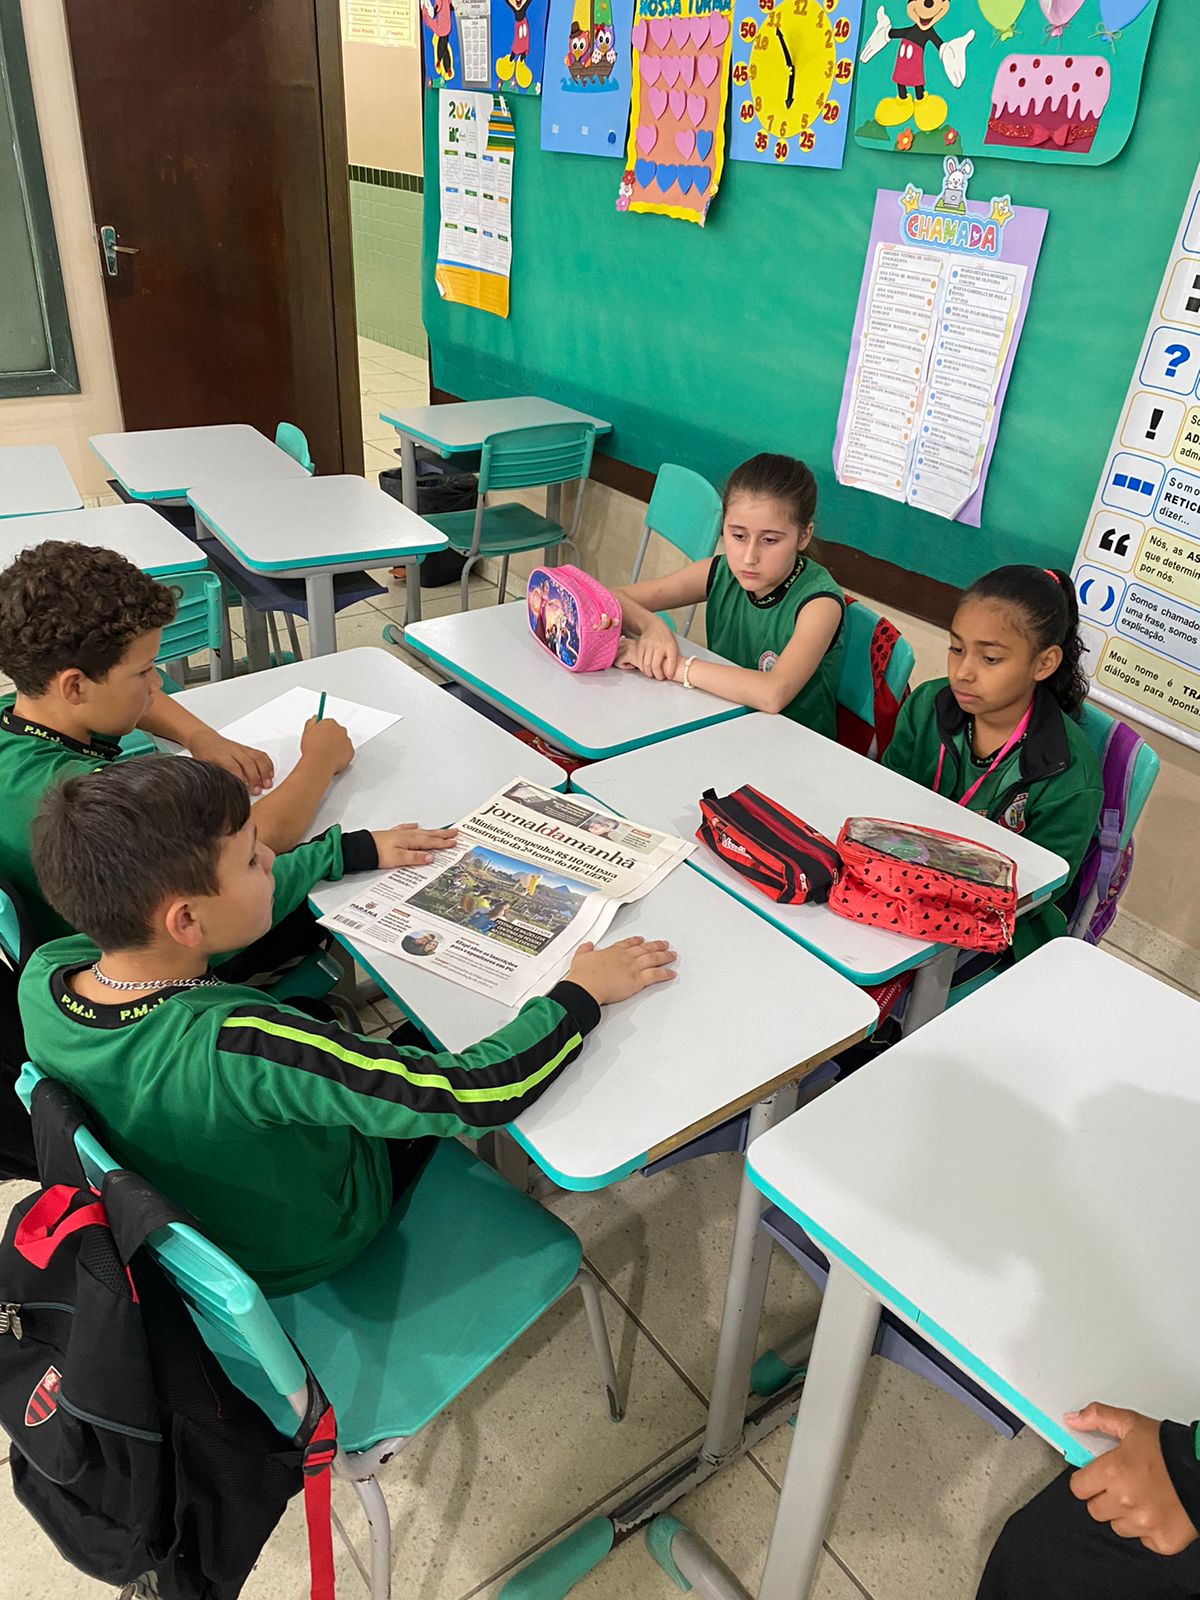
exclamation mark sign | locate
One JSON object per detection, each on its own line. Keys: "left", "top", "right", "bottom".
{"left": 1147, "top": 406, "right": 1164, "bottom": 441}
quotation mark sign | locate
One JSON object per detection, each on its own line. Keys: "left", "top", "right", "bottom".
{"left": 1099, "top": 526, "right": 1132, "bottom": 557}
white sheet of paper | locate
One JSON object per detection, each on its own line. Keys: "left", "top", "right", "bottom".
{"left": 216, "top": 687, "right": 401, "bottom": 793}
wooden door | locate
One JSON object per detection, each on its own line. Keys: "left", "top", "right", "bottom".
{"left": 65, "top": 0, "right": 362, "bottom": 475}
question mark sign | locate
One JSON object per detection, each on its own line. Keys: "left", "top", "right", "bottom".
{"left": 1165, "top": 342, "right": 1190, "bottom": 379}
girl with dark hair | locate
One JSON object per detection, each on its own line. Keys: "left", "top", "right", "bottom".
{"left": 611, "top": 454, "right": 846, "bottom": 738}
{"left": 884, "top": 563, "right": 1103, "bottom": 961}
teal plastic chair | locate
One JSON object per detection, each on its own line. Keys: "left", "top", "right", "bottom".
{"left": 16, "top": 1063, "right": 622, "bottom": 1600}
{"left": 118, "top": 570, "right": 225, "bottom": 758}
{"left": 275, "top": 421, "right": 316, "bottom": 476}
{"left": 627, "top": 464, "right": 722, "bottom": 637}
{"left": 835, "top": 598, "right": 915, "bottom": 760}
{"left": 423, "top": 423, "right": 597, "bottom": 611}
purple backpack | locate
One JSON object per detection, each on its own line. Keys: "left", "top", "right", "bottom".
{"left": 1068, "top": 719, "right": 1144, "bottom": 945}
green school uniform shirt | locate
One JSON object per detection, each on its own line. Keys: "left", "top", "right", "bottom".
{"left": 0, "top": 697, "right": 123, "bottom": 940}
{"left": 20, "top": 853, "right": 601, "bottom": 1295}
{"left": 704, "top": 554, "right": 845, "bottom": 738}
{"left": 882, "top": 679, "right": 1103, "bottom": 959}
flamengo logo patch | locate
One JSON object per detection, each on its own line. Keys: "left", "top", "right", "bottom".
{"left": 25, "top": 1365, "right": 62, "bottom": 1428}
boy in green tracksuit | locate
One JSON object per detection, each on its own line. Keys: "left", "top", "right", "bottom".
{"left": 20, "top": 758, "right": 676, "bottom": 1295}
{"left": 0, "top": 540, "right": 354, "bottom": 942}
{"left": 884, "top": 565, "right": 1103, "bottom": 962}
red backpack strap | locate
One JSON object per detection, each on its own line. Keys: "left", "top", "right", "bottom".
{"left": 13, "top": 1184, "right": 108, "bottom": 1269}
{"left": 302, "top": 1401, "right": 338, "bottom": 1600}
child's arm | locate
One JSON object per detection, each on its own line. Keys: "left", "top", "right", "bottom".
{"left": 1066, "top": 1404, "right": 1200, "bottom": 1556}
{"left": 611, "top": 560, "right": 714, "bottom": 681}
{"left": 638, "top": 596, "right": 843, "bottom": 715}
{"left": 880, "top": 691, "right": 920, "bottom": 780}
{"left": 249, "top": 718, "right": 356, "bottom": 855}
{"left": 137, "top": 690, "right": 275, "bottom": 795}
{"left": 217, "top": 936, "right": 677, "bottom": 1140}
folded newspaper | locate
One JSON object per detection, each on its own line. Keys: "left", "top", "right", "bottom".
{"left": 320, "top": 779, "right": 694, "bottom": 1007}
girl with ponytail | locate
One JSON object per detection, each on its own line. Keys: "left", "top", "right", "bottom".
{"left": 883, "top": 564, "right": 1103, "bottom": 962}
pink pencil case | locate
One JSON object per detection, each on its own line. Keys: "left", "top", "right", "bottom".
{"left": 526, "top": 565, "right": 622, "bottom": 673}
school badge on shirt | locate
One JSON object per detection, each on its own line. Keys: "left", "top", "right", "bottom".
{"left": 758, "top": 651, "right": 779, "bottom": 673}
{"left": 1002, "top": 793, "right": 1029, "bottom": 833}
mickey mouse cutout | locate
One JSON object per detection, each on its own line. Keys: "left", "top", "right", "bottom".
{"left": 860, "top": 0, "right": 974, "bottom": 135}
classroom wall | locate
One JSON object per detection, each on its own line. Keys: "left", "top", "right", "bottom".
{"left": 0, "top": 0, "right": 122, "bottom": 498}
{"left": 344, "top": 37, "right": 427, "bottom": 358}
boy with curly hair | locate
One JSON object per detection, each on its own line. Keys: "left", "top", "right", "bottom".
{"left": 0, "top": 541, "right": 352, "bottom": 940}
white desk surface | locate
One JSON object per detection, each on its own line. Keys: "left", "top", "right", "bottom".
{"left": 579, "top": 715, "right": 1068, "bottom": 986}
{"left": 0, "top": 503, "right": 204, "bottom": 576}
{"left": 317, "top": 860, "right": 877, "bottom": 1190}
{"left": 377, "top": 396, "right": 612, "bottom": 452}
{"left": 0, "top": 446, "right": 83, "bottom": 517}
{"left": 405, "top": 601, "right": 748, "bottom": 760}
{"left": 90, "top": 425, "right": 310, "bottom": 500}
{"left": 747, "top": 941, "right": 1199, "bottom": 1466}
{"left": 186, "top": 474, "right": 448, "bottom": 574}
{"left": 168, "top": 647, "right": 564, "bottom": 823}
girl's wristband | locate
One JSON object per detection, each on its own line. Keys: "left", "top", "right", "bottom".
{"left": 682, "top": 657, "right": 694, "bottom": 690}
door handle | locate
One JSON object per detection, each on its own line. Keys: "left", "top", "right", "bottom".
{"left": 99, "top": 224, "right": 139, "bottom": 278}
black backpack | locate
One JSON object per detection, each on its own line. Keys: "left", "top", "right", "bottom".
{"left": 0, "top": 1078, "right": 338, "bottom": 1600}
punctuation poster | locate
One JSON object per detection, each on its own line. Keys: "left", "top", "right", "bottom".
{"left": 1070, "top": 162, "right": 1200, "bottom": 752}
{"left": 833, "top": 174, "right": 1046, "bottom": 526}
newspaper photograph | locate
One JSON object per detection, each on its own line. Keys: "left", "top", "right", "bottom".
{"left": 320, "top": 778, "right": 693, "bottom": 1006}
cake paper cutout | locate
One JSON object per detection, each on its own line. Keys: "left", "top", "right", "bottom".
{"left": 985, "top": 52, "right": 1110, "bottom": 154}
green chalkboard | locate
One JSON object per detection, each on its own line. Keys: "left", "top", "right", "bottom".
{"left": 423, "top": 0, "right": 1193, "bottom": 591}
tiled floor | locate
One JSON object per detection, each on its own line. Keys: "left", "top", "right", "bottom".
{"left": 4, "top": 337, "right": 1196, "bottom": 1600}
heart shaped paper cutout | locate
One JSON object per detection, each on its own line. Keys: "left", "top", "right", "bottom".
{"left": 676, "top": 166, "right": 696, "bottom": 194}
{"left": 687, "top": 92, "right": 707, "bottom": 126}
{"left": 696, "top": 52, "right": 720, "bottom": 86}
{"left": 670, "top": 16, "right": 691, "bottom": 45}
{"left": 655, "top": 163, "right": 678, "bottom": 192}
{"left": 707, "top": 11, "right": 730, "bottom": 44}
{"left": 660, "top": 54, "right": 681, "bottom": 85}
{"left": 641, "top": 54, "right": 662, "bottom": 84}
{"left": 636, "top": 123, "right": 658, "bottom": 154}
{"left": 676, "top": 53, "right": 695, "bottom": 86}
{"left": 694, "top": 163, "right": 712, "bottom": 193}
{"left": 630, "top": 18, "right": 647, "bottom": 49}
{"left": 634, "top": 158, "right": 656, "bottom": 188}
{"left": 649, "top": 17, "right": 672, "bottom": 49}
{"left": 689, "top": 16, "right": 710, "bottom": 47}
{"left": 668, "top": 87, "right": 685, "bottom": 119}
{"left": 647, "top": 84, "right": 668, "bottom": 117}
{"left": 675, "top": 127, "right": 696, "bottom": 159}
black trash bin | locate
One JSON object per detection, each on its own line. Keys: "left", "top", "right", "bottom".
{"left": 378, "top": 460, "right": 478, "bottom": 588}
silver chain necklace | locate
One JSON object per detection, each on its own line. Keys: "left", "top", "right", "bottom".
{"left": 90, "top": 964, "right": 220, "bottom": 993}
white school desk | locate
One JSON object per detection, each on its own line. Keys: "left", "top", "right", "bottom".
{"left": 167, "top": 646, "right": 564, "bottom": 817}
{"left": 89, "top": 424, "right": 309, "bottom": 501}
{"left": 405, "top": 600, "right": 748, "bottom": 760}
{"left": 741, "top": 941, "right": 1200, "bottom": 1600}
{"left": 579, "top": 715, "right": 1068, "bottom": 1024}
{"left": 0, "top": 504, "right": 204, "bottom": 577}
{"left": 378, "top": 396, "right": 612, "bottom": 512}
{"left": 187, "top": 475, "right": 448, "bottom": 652}
{"left": 0, "top": 445, "right": 83, "bottom": 517}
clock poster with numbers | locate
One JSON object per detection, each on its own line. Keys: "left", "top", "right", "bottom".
{"left": 729, "top": 0, "right": 863, "bottom": 169}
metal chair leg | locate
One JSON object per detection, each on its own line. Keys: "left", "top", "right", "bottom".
{"left": 267, "top": 612, "right": 283, "bottom": 668}
{"left": 285, "top": 612, "right": 303, "bottom": 661}
{"left": 350, "top": 1472, "right": 392, "bottom": 1600}
{"left": 498, "top": 553, "right": 511, "bottom": 604}
{"left": 460, "top": 555, "right": 482, "bottom": 613}
{"left": 573, "top": 1266, "right": 624, "bottom": 1422}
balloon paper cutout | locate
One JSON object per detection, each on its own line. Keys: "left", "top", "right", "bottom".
{"left": 1097, "top": 0, "right": 1153, "bottom": 32}
{"left": 978, "top": 0, "right": 1027, "bottom": 41}
{"left": 1039, "top": 0, "right": 1085, "bottom": 35}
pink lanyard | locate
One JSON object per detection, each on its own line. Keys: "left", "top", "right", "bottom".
{"left": 934, "top": 705, "right": 1032, "bottom": 809}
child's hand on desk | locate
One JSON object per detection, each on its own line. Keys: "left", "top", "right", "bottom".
{"left": 567, "top": 936, "right": 677, "bottom": 1005}
{"left": 372, "top": 824, "right": 459, "bottom": 868}
{"left": 628, "top": 620, "right": 681, "bottom": 682}
{"left": 188, "top": 729, "right": 275, "bottom": 795}
{"left": 301, "top": 715, "right": 355, "bottom": 777}
{"left": 1067, "top": 1403, "right": 1199, "bottom": 1554}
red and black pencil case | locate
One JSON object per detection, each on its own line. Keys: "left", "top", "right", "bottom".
{"left": 696, "top": 785, "right": 841, "bottom": 906}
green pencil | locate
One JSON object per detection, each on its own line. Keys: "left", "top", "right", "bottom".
{"left": 316, "top": 691, "right": 327, "bottom": 723}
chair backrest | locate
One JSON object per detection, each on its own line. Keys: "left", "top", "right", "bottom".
{"left": 159, "top": 570, "right": 223, "bottom": 672}
{"left": 1075, "top": 700, "right": 1159, "bottom": 848}
{"left": 478, "top": 422, "right": 596, "bottom": 495}
{"left": 275, "top": 421, "right": 316, "bottom": 475}
{"left": 16, "top": 1061, "right": 308, "bottom": 1402}
{"left": 836, "top": 598, "right": 915, "bottom": 728}
{"left": 0, "top": 882, "right": 28, "bottom": 970}
{"left": 627, "top": 465, "right": 722, "bottom": 637}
